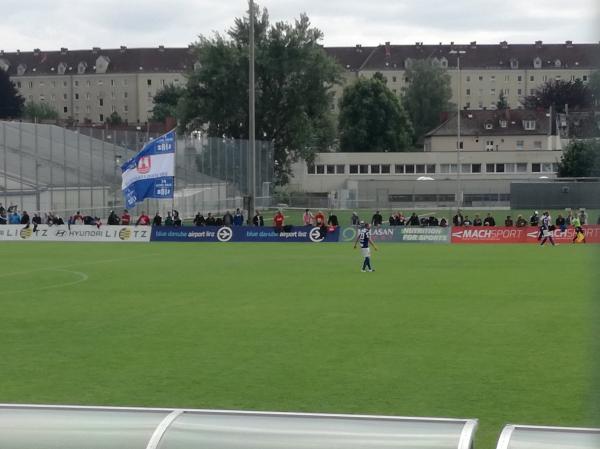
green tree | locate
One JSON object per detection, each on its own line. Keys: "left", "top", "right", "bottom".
{"left": 588, "top": 70, "right": 600, "bottom": 107}
{"left": 338, "top": 73, "right": 413, "bottom": 152}
{"left": 521, "top": 79, "right": 591, "bottom": 112}
{"left": 557, "top": 140, "right": 600, "bottom": 177}
{"left": 402, "top": 59, "right": 452, "bottom": 144}
{"left": 178, "top": 4, "right": 342, "bottom": 184}
{"left": 106, "top": 111, "right": 124, "bottom": 125}
{"left": 23, "top": 101, "right": 59, "bottom": 121}
{"left": 0, "top": 69, "right": 24, "bottom": 119}
{"left": 496, "top": 91, "right": 509, "bottom": 110}
{"left": 151, "top": 85, "right": 185, "bottom": 122}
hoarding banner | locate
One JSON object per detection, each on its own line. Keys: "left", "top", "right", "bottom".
{"left": 0, "top": 225, "right": 151, "bottom": 242}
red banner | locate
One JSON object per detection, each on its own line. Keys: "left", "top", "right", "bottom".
{"left": 451, "top": 225, "right": 600, "bottom": 244}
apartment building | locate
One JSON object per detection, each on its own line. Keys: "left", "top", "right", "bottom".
{"left": 1, "top": 41, "right": 598, "bottom": 124}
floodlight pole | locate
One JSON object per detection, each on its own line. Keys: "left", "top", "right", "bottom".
{"left": 248, "top": 0, "right": 256, "bottom": 221}
{"left": 450, "top": 49, "right": 466, "bottom": 209}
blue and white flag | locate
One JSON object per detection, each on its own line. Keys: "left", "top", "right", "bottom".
{"left": 121, "top": 130, "right": 176, "bottom": 209}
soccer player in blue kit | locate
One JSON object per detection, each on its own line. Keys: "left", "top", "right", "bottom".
{"left": 353, "top": 222, "right": 378, "bottom": 272}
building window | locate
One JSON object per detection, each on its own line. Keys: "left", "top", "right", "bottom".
{"left": 532, "top": 163, "right": 541, "bottom": 172}
{"left": 336, "top": 164, "right": 345, "bottom": 174}
{"left": 74, "top": 80, "right": 79, "bottom": 87}
{"left": 486, "top": 163, "right": 495, "bottom": 173}
{"left": 99, "top": 99, "right": 104, "bottom": 106}
{"left": 63, "top": 81, "right": 67, "bottom": 87}
{"left": 147, "top": 79, "right": 152, "bottom": 86}
{"left": 381, "top": 164, "right": 391, "bottom": 174}
{"left": 395, "top": 164, "right": 404, "bottom": 174}
{"left": 534, "top": 140, "right": 542, "bottom": 149}
{"left": 516, "top": 140, "right": 524, "bottom": 150}
{"left": 86, "top": 93, "right": 90, "bottom": 100}
{"left": 485, "top": 140, "right": 494, "bottom": 151}
{"left": 359, "top": 164, "right": 368, "bottom": 174}
{"left": 496, "top": 163, "right": 505, "bottom": 173}
{"left": 86, "top": 105, "right": 91, "bottom": 113}
{"left": 124, "top": 92, "right": 128, "bottom": 99}
{"left": 490, "top": 75, "right": 495, "bottom": 81}
{"left": 530, "top": 75, "right": 534, "bottom": 82}
{"left": 316, "top": 165, "right": 325, "bottom": 174}
{"left": 371, "top": 164, "right": 380, "bottom": 174}
{"left": 504, "top": 163, "right": 515, "bottom": 172}
{"left": 516, "top": 163, "right": 527, "bottom": 173}
{"left": 583, "top": 75, "right": 588, "bottom": 82}
{"left": 466, "top": 75, "right": 471, "bottom": 82}
{"left": 326, "top": 164, "right": 335, "bottom": 174}
{"left": 99, "top": 113, "right": 104, "bottom": 122}
{"left": 517, "top": 88, "right": 522, "bottom": 96}
{"left": 124, "top": 105, "right": 128, "bottom": 112}
{"left": 63, "top": 106, "right": 68, "bottom": 113}
{"left": 86, "top": 80, "right": 91, "bottom": 87}
{"left": 505, "top": 75, "right": 510, "bottom": 81}
{"left": 405, "top": 164, "right": 415, "bottom": 174}
{"left": 349, "top": 165, "right": 358, "bottom": 174}
{"left": 490, "top": 88, "right": 496, "bottom": 95}
{"left": 523, "top": 120, "right": 536, "bottom": 130}
{"left": 75, "top": 93, "right": 79, "bottom": 100}
{"left": 471, "top": 164, "right": 481, "bottom": 173}
{"left": 147, "top": 92, "right": 152, "bottom": 98}
{"left": 28, "top": 81, "right": 33, "bottom": 88}
{"left": 98, "top": 80, "right": 103, "bottom": 86}
{"left": 517, "top": 75, "right": 522, "bottom": 82}
{"left": 63, "top": 93, "right": 67, "bottom": 100}
{"left": 392, "top": 76, "right": 397, "bottom": 82}
{"left": 415, "top": 164, "right": 425, "bottom": 174}
{"left": 466, "top": 88, "right": 471, "bottom": 96}
{"left": 306, "top": 164, "right": 315, "bottom": 174}
{"left": 461, "top": 164, "right": 470, "bottom": 173}
{"left": 478, "top": 75, "right": 483, "bottom": 81}
{"left": 426, "top": 164, "right": 436, "bottom": 173}
{"left": 110, "top": 79, "right": 115, "bottom": 86}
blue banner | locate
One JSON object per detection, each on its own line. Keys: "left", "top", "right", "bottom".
{"left": 121, "top": 130, "right": 176, "bottom": 208}
{"left": 151, "top": 226, "right": 340, "bottom": 243}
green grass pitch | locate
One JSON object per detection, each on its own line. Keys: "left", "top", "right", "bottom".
{"left": 0, "top": 241, "right": 597, "bottom": 448}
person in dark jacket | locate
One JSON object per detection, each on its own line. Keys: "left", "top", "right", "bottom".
{"left": 371, "top": 210, "right": 383, "bottom": 227}
{"left": 408, "top": 212, "right": 420, "bottom": 226}
{"left": 530, "top": 211, "right": 540, "bottom": 226}
{"left": 107, "top": 210, "right": 120, "bottom": 225}
{"left": 327, "top": 212, "right": 339, "bottom": 227}
{"left": 205, "top": 213, "right": 216, "bottom": 226}
{"left": 555, "top": 214, "right": 566, "bottom": 232}
{"left": 173, "top": 210, "right": 182, "bottom": 226}
{"left": 483, "top": 213, "right": 496, "bottom": 226}
{"left": 473, "top": 215, "right": 483, "bottom": 226}
{"left": 193, "top": 213, "right": 205, "bottom": 226}
{"left": 233, "top": 208, "right": 244, "bottom": 226}
{"left": 20, "top": 211, "right": 30, "bottom": 225}
{"left": 252, "top": 210, "right": 264, "bottom": 226}
{"left": 452, "top": 210, "right": 464, "bottom": 226}
{"left": 152, "top": 212, "right": 162, "bottom": 226}
{"left": 222, "top": 211, "right": 233, "bottom": 226}
{"left": 504, "top": 215, "right": 514, "bottom": 226}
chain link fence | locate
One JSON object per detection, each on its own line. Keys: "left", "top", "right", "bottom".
{"left": 0, "top": 121, "right": 273, "bottom": 221}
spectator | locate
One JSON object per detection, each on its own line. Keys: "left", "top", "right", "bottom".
{"left": 252, "top": 210, "right": 264, "bottom": 226}
{"left": 597, "top": 215, "right": 600, "bottom": 225}
{"left": 530, "top": 211, "right": 540, "bottom": 226}
{"left": 452, "top": 210, "right": 464, "bottom": 226}
{"left": 419, "top": 216, "right": 429, "bottom": 226}
{"left": 389, "top": 213, "right": 397, "bottom": 226}
{"left": 0, "top": 203, "right": 4, "bottom": 216}
{"left": 193, "top": 212, "right": 205, "bottom": 226}
{"left": 327, "top": 211, "right": 339, "bottom": 227}
{"left": 165, "top": 212, "right": 174, "bottom": 226}
{"left": 93, "top": 216, "right": 102, "bottom": 229}
{"left": 314, "top": 210, "right": 325, "bottom": 227}
{"left": 351, "top": 212, "right": 360, "bottom": 226}
{"left": 440, "top": 217, "right": 448, "bottom": 227}
{"left": 54, "top": 215, "right": 64, "bottom": 225}
{"left": 215, "top": 217, "right": 224, "bottom": 226}
{"left": 136, "top": 211, "right": 150, "bottom": 226}
{"left": 516, "top": 214, "right": 527, "bottom": 227}
{"left": 173, "top": 210, "right": 182, "bottom": 227}
{"left": 222, "top": 210, "right": 233, "bottom": 226}
{"left": 571, "top": 214, "right": 583, "bottom": 243}
{"left": 273, "top": 210, "right": 285, "bottom": 232}
{"left": 407, "top": 212, "right": 420, "bottom": 226}
{"left": 32, "top": 213, "right": 42, "bottom": 231}
{"left": 371, "top": 210, "right": 383, "bottom": 227}
{"left": 397, "top": 213, "right": 406, "bottom": 226}
{"left": 9, "top": 210, "right": 21, "bottom": 224}
{"left": 579, "top": 208, "right": 588, "bottom": 225}
{"left": 303, "top": 209, "right": 314, "bottom": 226}
{"left": 463, "top": 215, "right": 472, "bottom": 226}
{"left": 20, "top": 210, "right": 30, "bottom": 225}
{"left": 205, "top": 212, "right": 216, "bottom": 226}
{"left": 473, "top": 214, "right": 483, "bottom": 226}
{"left": 152, "top": 212, "right": 162, "bottom": 226}
{"left": 121, "top": 209, "right": 131, "bottom": 225}
{"left": 0, "top": 207, "right": 6, "bottom": 225}
{"left": 233, "top": 208, "right": 244, "bottom": 226}
{"left": 428, "top": 216, "right": 439, "bottom": 226}
{"left": 555, "top": 214, "right": 566, "bottom": 232}
{"left": 483, "top": 213, "right": 496, "bottom": 226}
{"left": 73, "top": 211, "right": 84, "bottom": 224}
{"left": 107, "top": 210, "right": 120, "bottom": 225}
{"left": 504, "top": 215, "right": 514, "bottom": 227}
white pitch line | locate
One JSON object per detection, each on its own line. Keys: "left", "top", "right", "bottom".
{"left": 0, "top": 269, "right": 89, "bottom": 295}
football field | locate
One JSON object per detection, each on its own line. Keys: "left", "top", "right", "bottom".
{"left": 0, "top": 241, "right": 597, "bottom": 448}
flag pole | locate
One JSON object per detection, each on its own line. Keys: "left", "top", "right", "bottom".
{"left": 248, "top": 0, "right": 256, "bottom": 219}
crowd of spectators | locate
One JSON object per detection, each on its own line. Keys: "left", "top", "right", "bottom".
{"left": 1, "top": 202, "right": 597, "bottom": 230}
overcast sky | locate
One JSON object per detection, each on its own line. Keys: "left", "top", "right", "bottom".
{"left": 2, "top": 0, "right": 598, "bottom": 52}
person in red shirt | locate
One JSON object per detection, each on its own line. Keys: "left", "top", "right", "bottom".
{"left": 136, "top": 211, "right": 150, "bottom": 226}
{"left": 273, "top": 210, "right": 285, "bottom": 232}
{"left": 121, "top": 209, "right": 131, "bottom": 225}
{"left": 314, "top": 210, "right": 325, "bottom": 227}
